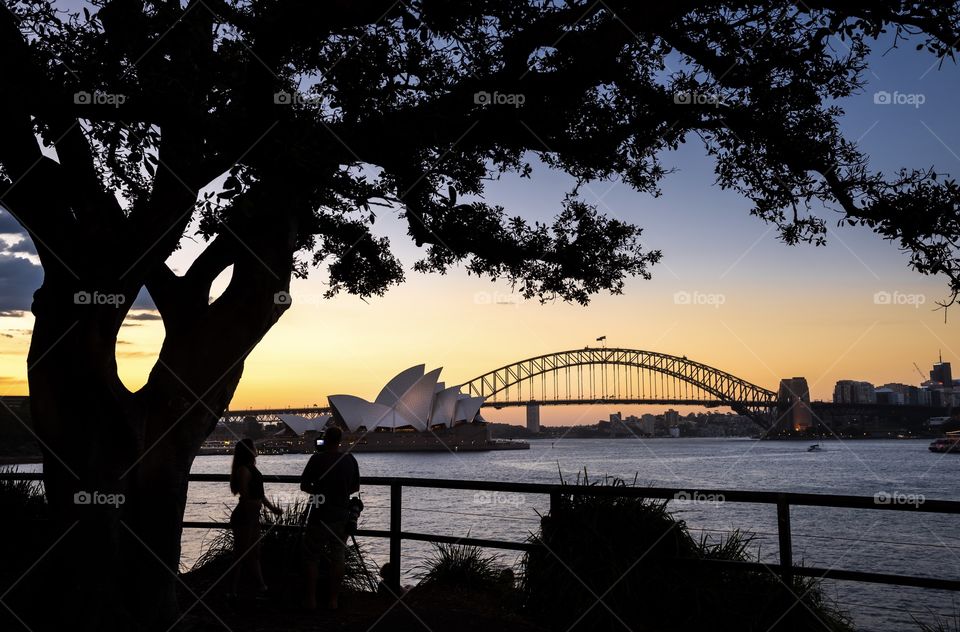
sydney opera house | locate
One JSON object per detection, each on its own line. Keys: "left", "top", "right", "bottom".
{"left": 275, "top": 365, "right": 528, "bottom": 452}
{"left": 328, "top": 365, "right": 485, "bottom": 432}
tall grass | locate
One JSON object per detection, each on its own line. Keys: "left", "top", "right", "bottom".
{"left": 0, "top": 466, "right": 46, "bottom": 520}
{"left": 914, "top": 610, "right": 960, "bottom": 632}
{"left": 415, "top": 542, "right": 509, "bottom": 592}
{"left": 519, "top": 471, "right": 854, "bottom": 632}
{"left": 188, "top": 497, "right": 378, "bottom": 594}
{"left": 0, "top": 467, "right": 52, "bottom": 629}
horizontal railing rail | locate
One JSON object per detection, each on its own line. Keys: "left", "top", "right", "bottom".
{"left": 3, "top": 471, "right": 959, "bottom": 592}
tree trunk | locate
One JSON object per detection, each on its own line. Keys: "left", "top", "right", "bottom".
{"left": 25, "top": 254, "right": 290, "bottom": 629}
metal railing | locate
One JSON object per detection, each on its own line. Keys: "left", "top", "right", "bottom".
{"left": 4, "top": 471, "right": 960, "bottom": 593}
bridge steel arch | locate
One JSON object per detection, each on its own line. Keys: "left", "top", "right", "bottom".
{"left": 462, "top": 348, "right": 778, "bottom": 426}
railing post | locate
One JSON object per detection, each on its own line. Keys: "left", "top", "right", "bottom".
{"left": 389, "top": 482, "right": 402, "bottom": 592}
{"left": 550, "top": 491, "right": 563, "bottom": 518}
{"left": 776, "top": 498, "right": 793, "bottom": 585}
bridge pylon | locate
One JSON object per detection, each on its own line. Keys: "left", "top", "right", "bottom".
{"left": 526, "top": 403, "right": 540, "bottom": 433}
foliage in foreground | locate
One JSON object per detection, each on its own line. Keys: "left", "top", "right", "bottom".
{"left": 914, "top": 610, "right": 960, "bottom": 632}
{"left": 0, "top": 466, "right": 46, "bottom": 520}
{"left": 519, "top": 472, "right": 854, "bottom": 632}
{"left": 189, "top": 498, "right": 378, "bottom": 595}
{"left": 416, "top": 542, "right": 512, "bottom": 593}
{"left": 0, "top": 468, "right": 57, "bottom": 628}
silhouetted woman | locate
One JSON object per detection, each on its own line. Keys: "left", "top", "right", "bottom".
{"left": 229, "top": 438, "right": 281, "bottom": 599}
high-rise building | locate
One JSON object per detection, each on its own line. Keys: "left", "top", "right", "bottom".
{"left": 880, "top": 383, "right": 930, "bottom": 406}
{"left": 640, "top": 414, "right": 657, "bottom": 435}
{"left": 874, "top": 388, "right": 904, "bottom": 405}
{"left": 833, "top": 380, "right": 876, "bottom": 404}
{"left": 930, "top": 361, "right": 953, "bottom": 387}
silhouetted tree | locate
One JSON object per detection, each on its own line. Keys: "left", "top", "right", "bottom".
{"left": 1, "top": 1, "right": 959, "bottom": 628}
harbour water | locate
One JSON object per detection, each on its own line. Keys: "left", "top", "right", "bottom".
{"left": 16, "top": 437, "right": 957, "bottom": 630}
{"left": 182, "top": 437, "right": 959, "bottom": 631}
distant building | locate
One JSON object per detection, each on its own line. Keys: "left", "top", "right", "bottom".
{"left": 920, "top": 358, "right": 956, "bottom": 408}
{"left": 930, "top": 361, "right": 953, "bottom": 388}
{"left": 640, "top": 414, "right": 657, "bottom": 435}
{"left": 874, "top": 388, "right": 904, "bottom": 406}
{"left": 879, "top": 383, "right": 929, "bottom": 406}
{"left": 664, "top": 409, "right": 680, "bottom": 426}
{"left": 833, "top": 380, "right": 877, "bottom": 404}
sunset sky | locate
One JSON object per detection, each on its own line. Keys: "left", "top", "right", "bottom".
{"left": 1, "top": 43, "right": 957, "bottom": 426}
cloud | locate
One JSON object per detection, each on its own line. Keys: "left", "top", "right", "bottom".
{"left": 116, "top": 350, "right": 158, "bottom": 357}
{"left": 131, "top": 286, "right": 156, "bottom": 311}
{"left": 125, "top": 311, "right": 162, "bottom": 321}
{"left": 0, "top": 209, "right": 24, "bottom": 234}
{"left": 7, "top": 238, "right": 37, "bottom": 257}
{"left": 0, "top": 210, "right": 154, "bottom": 315}
{"left": 0, "top": 210, "right": 37, "bottom": 258}
{"left": 0, "top": 252, "right": 42, "bottom": 316}
{"left": 0, "top": 376, "right": 27, "bottom": 389}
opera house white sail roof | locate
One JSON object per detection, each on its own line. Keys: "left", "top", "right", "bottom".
{"left": 328, "top": 365, "right": 485, "bottom": 432}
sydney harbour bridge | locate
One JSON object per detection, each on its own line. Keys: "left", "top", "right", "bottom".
{"left": 222, "top": 347, "right": 818, "bottom": 431}
{"left": 222, "top": 347, "right": 948, "bottom": 432}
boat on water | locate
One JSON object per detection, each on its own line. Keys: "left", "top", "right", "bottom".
{"left": 807, "top": 444, "right": 822, "bottom": 452}
{"left": 928, "top": 436, "right": 960, "bottom": 453}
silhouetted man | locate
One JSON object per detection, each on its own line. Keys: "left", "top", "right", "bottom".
{"left": 299, "top": 426, "right": 360, "bottom": 610}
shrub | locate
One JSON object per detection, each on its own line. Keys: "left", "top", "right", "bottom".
{"left": 188, "top": 497, "right": 378, "bottom": 596}
{"left": 416, "top": 542, "right": 510, "bottom": 592}
{"left": 0, "top": 468, "right": 56, "bottom": 629}
{"left": 519, "top": 472, "right": 853, "bottom": 632}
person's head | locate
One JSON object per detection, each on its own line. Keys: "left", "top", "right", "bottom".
{"left": 229, "top": 438, "right": 257, "bottom": 495}
{"left": 322, "top": 426, "right": 343, "bottom": 451}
